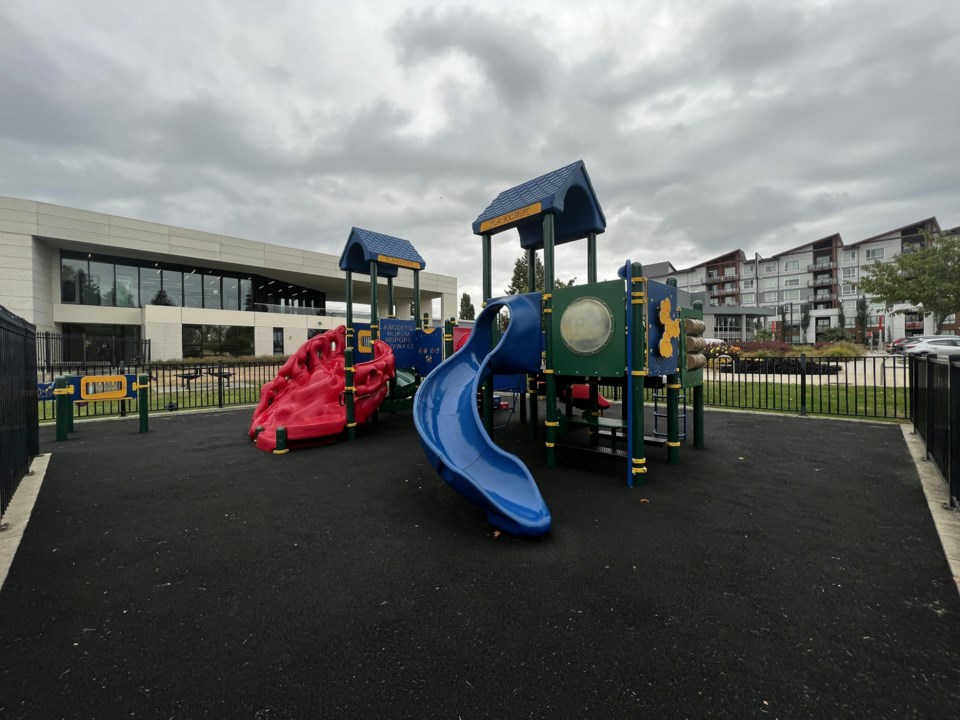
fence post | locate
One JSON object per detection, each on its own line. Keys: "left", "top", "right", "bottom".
{"left": 924, "top": 357, "right": 934, "bottom": 460}
{"left": 54, "top": 376, "right": 69, "bottom": 442}
{"left": 949, "top": 355, "right": 960, "bottom": 508}
{"left": 799, "top": 353, "right": 807, "bottom": 416}
{"left": 138, "top": 373, "right": 150, "bottom": 433}
{"left": 217, "top": 359, "right": 225, "bottom": 408}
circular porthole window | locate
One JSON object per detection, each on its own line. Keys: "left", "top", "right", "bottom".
{"left": 559, "top": 297, "right": 614, "bottom": 356}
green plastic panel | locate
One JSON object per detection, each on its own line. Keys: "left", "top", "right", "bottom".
{"left": 552, "top": 280, "right": 626, "bottom": 377}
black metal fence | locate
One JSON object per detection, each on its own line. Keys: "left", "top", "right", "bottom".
{"left": 37, "top": 355, "right": 914, "bottom": 427}
{"left": 600, "top": 355, "right": 911, "bottom": 420}
{"left": 38, "top": 360, "right": 284, "bottom": 422}
{"left": 36, "top": 332, "right": 151, "bottom": 374}
{"left": 1, "top": 305, "right": 40, "bottom": 518}
{"left": 910, "top": 354, "right": 960, "bottom": 507}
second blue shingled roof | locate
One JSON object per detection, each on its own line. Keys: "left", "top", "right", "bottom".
{"left": 472, "top": 160, "right": 606, "bottom": 248}
{"left": 339, "top": 227, "right": 426, "bottom": 278}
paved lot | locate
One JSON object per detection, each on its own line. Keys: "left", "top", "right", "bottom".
{"left": 1, "top": 408, "right": 958, "bottom": 718}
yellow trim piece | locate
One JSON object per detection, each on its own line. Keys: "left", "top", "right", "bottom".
{"left": 667, "top": 441, "right": 681, "bottom": 447}
{"left": 666, "top": 383, "right": 682, "bottom": 389}
{"left": 544, "top": 369, "right": 555, "bottom": 374}
{"left": 53, "top": 388, "right": 73, "bottom": 395}
{"left": 443, "top": 334, "right": 452, "bottom": 340}
{"left": 545, "top": 442, "right": 555, "bottom": 448}
{"left": 369, "top": 324, "right": 379, "bottom": 329}
{"left": 543, "top": 308, "right": 552, "bottom": 313}
{"left": 481, "top": 301, "right": 487, "bottom": 308}
{"left": 632, "top": 467, "right": 648, "bottom": 474}
{"left": 542, "top": 293, "right": 552, "bottom": 300}
{"left": 376, "top": 254, "right": 422, "bottom": 270}
{"left": 479, "top": 201, "right": 543, "bottom": 232}
{"left": 272, "top": 449, "right": 289, "bottom": 455}
{"left": 344, "top": 366, "right": 355, "bottom": 372}
{"left": 632, "top": 458, "right": 646, "bottom": 465}
{"left": 545, "top": 421, "right": 559, "bottom": 427}
{"left": 346, "top": 422, "right": 358, "bottom": 428}
{"left": 631, "top": 292, "right": 645, "bottom": 298}
{"left": 631, "top": 299, "right": 646, "bottom": 305}
{"left": 133, "top": 384, "right": 150, "bottom": 390}
{"left": 344, "top": 386, "right": 357, "bottom": 392}
{"left": 631, "top": 370, "right": 648, "bottom": 376}
{"left": 632, "top": 276, "right": 647, "bottom": 283}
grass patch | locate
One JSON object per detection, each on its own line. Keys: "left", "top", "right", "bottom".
{"left": 701, "top": 379, "right": 909, "bottom": 419}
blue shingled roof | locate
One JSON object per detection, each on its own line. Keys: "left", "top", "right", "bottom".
{"left": 339, "top": 227, "right": 426, "bottom": 278}
{"left": 471, "top": 160, "right": 606, "bottom": 248}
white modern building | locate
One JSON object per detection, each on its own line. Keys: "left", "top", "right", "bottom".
{"left": 0, "top": 196, "right": 457, "bottom": 361}
{"left": 647, "top": 217, "right": 957, "bottom": 344}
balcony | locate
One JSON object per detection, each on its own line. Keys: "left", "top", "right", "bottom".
{"left": 705, "top": 273, "right": 738, "bottom": 284}
{"left": 807, "top": 261, "right": 835, "bottom": 272}
{"left": 807, "top": 276, "right": 835, "bottom": 288}
{"left": 713, "top": 287, "right": 739, "bottom": 297}
{"left": 905, "top": 321, "right": 924, "bottom": 330}
{"left": 807, "top": 293, "right": 837, "bottom": 303}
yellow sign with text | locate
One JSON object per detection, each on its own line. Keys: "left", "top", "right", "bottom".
{"left": 479, "top": 202, "right": 542, "bottom": 233}
{"left": 377, "top": 255, "right": 422, "bottom": 270}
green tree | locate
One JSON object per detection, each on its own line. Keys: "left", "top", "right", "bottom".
{"left": 800, "top": 303, "right": 811, "bottom": 341}
{"left": 855, "top": 296, "right": 868, "bottom": 344}
{"left": 504, "top": 253, "right": 575, "bottom": 295}
{"left": 459, "top": 292, "right": 475, "bottom": 321}
{"left": 837, "top": 305, "right": 846, "bottom": 335}
{"left": 778, "top": 305, "right": 788, "bottom": 342}
{"left": 858, "top": 234, "right": 960, "bottom": 333}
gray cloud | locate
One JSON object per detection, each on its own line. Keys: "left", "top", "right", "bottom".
{"left": 0, "top": 0, "right": 958, "bottom": 308}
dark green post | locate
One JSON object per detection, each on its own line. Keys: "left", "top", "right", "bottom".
{"left": 54, "top": 376, "right": 70, "bottom": 442}
{"left": 369, "top": 261, "right": 379, "bottom": 342}
{"left": 481, "top": 233, "right": 494, "bottom": 433}
{"left": 274, "top": 426, "right": 288, "bottom": 455}
{"left": 345, "top": 270, "right": 357, "bottom": 440}
{"left": 667, "top": 373, "right": 680, "bottom": 464}
{"left": 526, "top": 247, "right": 539, "bottom": 435}
{"left": 66, "top": 379, "right": 75, "bottom": 433}
{"left": 693, "top": 383, "right": 705, "bottom": 448}
{"left": 543, "top": 214, "right": 558, "bottom": 467}
{"left": 137, "top": 373, "right": 149, "bottom": 433}
{"left": 413, "top": 270, "right": 421, "bottom": 324}
{"left": 630, "top": 262, "right": 647, "bottom": 485}
{"left": 444, "top": 318, "right": 455, "bottom": 358}
{"left": 587, "top": 232, "right": 599, "bottom": 444}
{"left": 387, "top": 276, "right": 395, "bottom": 318}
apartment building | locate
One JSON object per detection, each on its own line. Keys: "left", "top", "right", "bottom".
{"left": 648, "top": 217, "right": 956, "bottom": 343}
{"left": 0, "top": 196, "right": 457, "bottom": 361}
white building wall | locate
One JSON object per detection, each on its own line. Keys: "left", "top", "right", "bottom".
{"left": 0, "top": 232, "right": 36, "bottom": 322}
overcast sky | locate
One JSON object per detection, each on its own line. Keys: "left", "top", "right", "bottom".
{"left": 2, "top": 0, "right": 958, "bottom": 311}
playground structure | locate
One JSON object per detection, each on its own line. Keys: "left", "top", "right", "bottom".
{"left": 250, "top": 228, "right": 441, "bottom": 452}
{"left": 414, "top": 160, "right": 707, "bottom": 536}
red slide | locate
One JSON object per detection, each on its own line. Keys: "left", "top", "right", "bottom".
{"left": 249, "top": 326, "right": 396, "bottom": 452}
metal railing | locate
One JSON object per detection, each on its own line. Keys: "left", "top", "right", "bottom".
{"left": 910, "top": 354, "right": 959, "bottom": 507}
{"left": 1, "top": 305, "right": 40, "bottom": 518}
{"left": 598, "top": 355, "right": 911, "bottom": 421}
{"left": 36, "top": 332, "right": 151, "bottom": 373}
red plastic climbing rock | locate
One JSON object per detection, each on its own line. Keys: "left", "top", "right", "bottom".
{"left": 249, "top": 326, "right": 396, "bottom": 452}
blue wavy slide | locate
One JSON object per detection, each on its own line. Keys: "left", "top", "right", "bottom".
{"left": 414, "top": 292, "right": 551, "bottom": 536}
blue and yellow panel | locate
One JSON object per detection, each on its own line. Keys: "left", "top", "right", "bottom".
{"left": 646, "top": 280, "right": 680, "bottom": 376}
{"left": 38, "top": 374, "right": 139, "bottom": 401}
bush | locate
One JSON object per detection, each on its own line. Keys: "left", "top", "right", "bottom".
{"left": 737, "top": 340, "right": 794, "bottom": 357}
{"left": 817, "top": 327, "right": 850, "bottom": 343}
{"left": 810, "top": 341, "right": 865, "bottom": 358}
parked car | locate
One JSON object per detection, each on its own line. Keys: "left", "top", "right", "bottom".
{"left": 889, "top": 335, "right": 935, "bottom": 354}
{"left": 902, "top": 337, "right": 960, "bottom": 357}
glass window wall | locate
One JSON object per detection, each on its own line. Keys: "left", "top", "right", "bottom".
{"left": 114, "top": 264, "right": 139, "bottom": 308}
{"left": 204, "top": 274, "right": 222, "bottom": 310}
{"left": 184, "top": 273, "right": 203, "bottom": 308}
{"left": 161, "top": 270, "right": 182, "bottom": 306}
